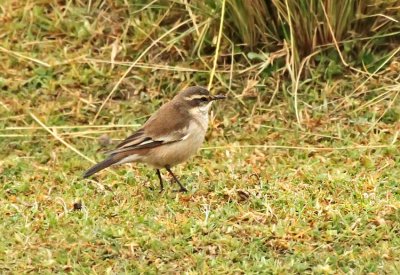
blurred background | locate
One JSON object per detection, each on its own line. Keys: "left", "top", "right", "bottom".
{"left": 1, "top": 0, "right": 399, "bottom": 273}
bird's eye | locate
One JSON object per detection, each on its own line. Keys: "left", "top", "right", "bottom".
{"left": 199, "top": 97, "right": 208, "bottom": 102}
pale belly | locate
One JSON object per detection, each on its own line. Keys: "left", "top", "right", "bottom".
{"left": 143, "top": 131, "right": 205, "bottom": 168}
{"left": 142, "top": 121, "right": 206, "bottom": 168}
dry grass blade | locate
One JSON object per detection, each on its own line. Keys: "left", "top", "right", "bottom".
{"left": 0, "top": 100, "right": 10, "bottom": 111}
{"left": 367, "top": 90, "right": 400, "bottom": 133}
{"left": 2, "top": 124, "right": 140, "bottom": 131}
{"left": 91, "top": 18, "right": 192, "bottom": 124}
{"left": 208, "top": 0, "right": 226, "bottom": 91}
{"left": 29, "top": 113, "right": 96, "bottom": 164}
{"left": 320, "top": 1, "right": 349, "bottom": 68}
{"left": 202, "top": 144, "right": 397, "bottom": 151}
{"left": 0, "top": 46, "right": 50, "bottom": 67}
{"left": 84, "top": 59, "right": 218, "bottom": 72}
{"left": 333, "top": 46, "right": 400, "bottom": 113}
{"left": 183, "top": 0, "right": 200, "bottom": 37}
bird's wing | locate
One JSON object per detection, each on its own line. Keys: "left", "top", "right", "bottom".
{"left": 108, "top": 102, "right": 191, "bottom": 155}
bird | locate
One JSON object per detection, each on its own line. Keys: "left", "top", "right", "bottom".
{"left": 83, "top": 86, "right": 226, "bottom": 192}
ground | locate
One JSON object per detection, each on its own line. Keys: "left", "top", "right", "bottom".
{"left": 1, "top": 1, "right": 400, "bottom": 274}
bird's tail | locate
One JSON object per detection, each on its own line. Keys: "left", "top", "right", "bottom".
{"left": 83, "top": 157, "right": 118, "bottom": 178}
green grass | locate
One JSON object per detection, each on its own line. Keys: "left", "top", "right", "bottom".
{"left": 1, "top": 0, "right": 400, "bottom": 273}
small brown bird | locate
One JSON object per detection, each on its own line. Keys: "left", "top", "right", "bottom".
{"left": 83, "top": 86, "right": 226, "bottom": 192}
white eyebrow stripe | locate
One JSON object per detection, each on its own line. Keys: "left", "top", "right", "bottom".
{"left": 184, "top": 95, "right": 208, "bottom": 100}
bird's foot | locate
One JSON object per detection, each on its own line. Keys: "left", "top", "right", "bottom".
{"left": 173, "top": 186, "right": 188, "bottom": 193}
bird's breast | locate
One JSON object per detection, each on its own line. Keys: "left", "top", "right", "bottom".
{"left": 192, "top": 112, "right": 209, "bottom": 132}
{"left": 143, "top": 119, "right": 208, "bottom": 168}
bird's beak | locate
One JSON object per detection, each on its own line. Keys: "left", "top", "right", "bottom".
{"left": 210, "top": 94, "right": 226, "bottom": 101}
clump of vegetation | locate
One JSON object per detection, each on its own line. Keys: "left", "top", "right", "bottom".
{"left": 1, "top": 0, "right": 399, "bottom": 273}
{"left": 225, "top": 0, "right": 399, "bottom": 60}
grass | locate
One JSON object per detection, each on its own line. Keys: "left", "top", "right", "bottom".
{"left": 1, "top": 0, "right": 400, "bottom": 273}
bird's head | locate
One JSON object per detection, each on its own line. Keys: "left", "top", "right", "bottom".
{"left": 176, "top": 86, "right": 226, "bottom": 114}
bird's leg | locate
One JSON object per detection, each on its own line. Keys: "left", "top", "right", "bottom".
{"left": 156, "top": 169, "right": 164, "bottom": 192}
{"left": 165, "top": 165, "right": 187, "bottom": 192}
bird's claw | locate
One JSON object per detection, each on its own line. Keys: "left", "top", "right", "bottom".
{"left": 173, "top": 187, "right": 188, "bottom": 193}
